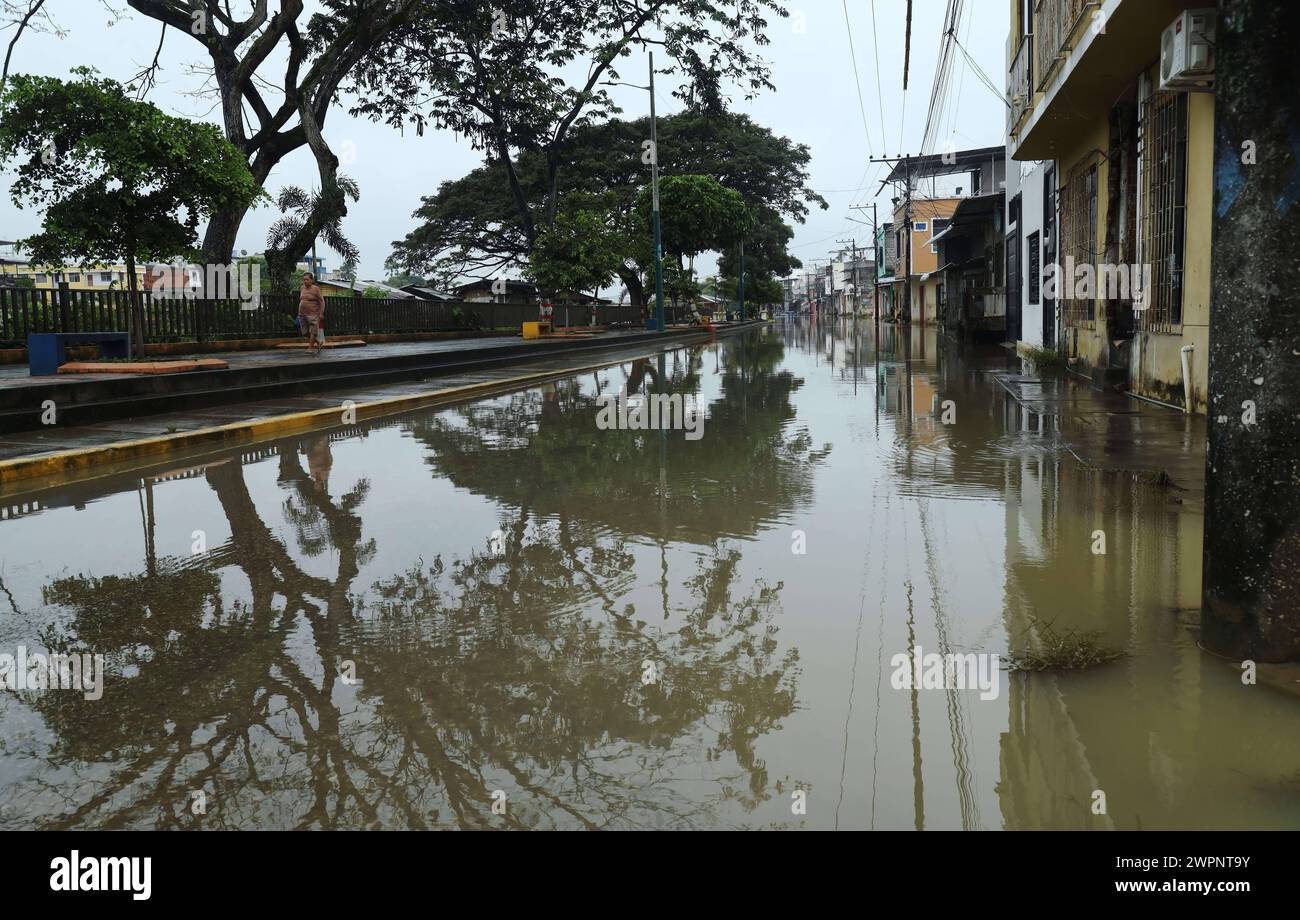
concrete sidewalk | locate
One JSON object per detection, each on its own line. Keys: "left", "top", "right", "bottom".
{"left": 0, "top": 332, "right": 726, "bottom": 473}
{"left": 0, "top": 325, "right": 744, "bottom": 436}
{"left": 0, "top": 333, "right": 568, "bottom": 388}
{"left": 992, "top": 364, "right": 1207, "bottom": 507}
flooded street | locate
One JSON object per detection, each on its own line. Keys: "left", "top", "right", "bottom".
{"left": 1, "top": 319, "right": 1297, "bottom": 831}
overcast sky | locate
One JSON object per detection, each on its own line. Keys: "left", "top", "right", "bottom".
{"left": 0, "top": 1, "right": 1009, "bottom": 283}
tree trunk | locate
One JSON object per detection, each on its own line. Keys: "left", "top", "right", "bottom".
{"left": 263, "top": 98, "right": 349, "bottom": 293}
{"left": 201, "top": 207, "right": 246, "bottom": 267}
{"left": 124, "top": 245, "right": 142, "bottom": 359}
{"left": 618, "top": 268, "right": 644, "bottom": 308}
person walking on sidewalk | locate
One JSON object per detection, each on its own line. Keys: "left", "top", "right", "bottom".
{"left": 298, "top": 273, "right": 326, "bottom": 357}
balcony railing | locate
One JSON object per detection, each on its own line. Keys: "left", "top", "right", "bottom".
{"left": 1033, "top": 0, "right": 1100, "bottom": 94}
{"left": 1008, "top": 35, "right": 1032, "bottom": 136}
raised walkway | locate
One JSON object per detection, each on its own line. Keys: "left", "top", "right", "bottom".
{"left": 0, "top": 325, "right": 740, "bottom": 438}
{"left": 0, "top": 323, "right": 756, "bottom": 490}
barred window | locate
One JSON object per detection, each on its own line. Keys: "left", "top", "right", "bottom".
{"left": 1139, "top": 89, "right": 1188, "bottom": 331}
{"left": 1062, "top": 155, "right": 1100, "bottom": 325}
{"left": 1028, "top": 232, "right": 1041, "bottom": 306}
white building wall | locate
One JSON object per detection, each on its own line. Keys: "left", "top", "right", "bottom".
{"left": 1009, "top": 159, "right": 1053, "bottom": 350}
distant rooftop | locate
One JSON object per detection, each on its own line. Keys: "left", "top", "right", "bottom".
{"left": 879, "top": 145, "right": 1006, "bottom": 186}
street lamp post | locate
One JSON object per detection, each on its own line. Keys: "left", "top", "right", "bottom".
{"left": 604, "top": 54, "right": 666, "bottom": 331}
{"left": 649, "top": 53, "right": 666, "bottom": 332}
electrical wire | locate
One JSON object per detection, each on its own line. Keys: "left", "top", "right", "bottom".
{"left": 842, "top": 0, "right": 876, "bottom": 157}
{"left": 869, "top": 0, "right": 889, "bottom": 154}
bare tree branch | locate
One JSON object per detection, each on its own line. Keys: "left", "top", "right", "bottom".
{"left": 1, "top": 0, "right": 48, "bottom": 93}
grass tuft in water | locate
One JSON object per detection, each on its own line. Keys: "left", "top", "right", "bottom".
{"left": 1006, "top": 617, "right": 1127, "bottom": 673}
{"left": 1021, "top": 346, "right": 1067, "bottom": 370}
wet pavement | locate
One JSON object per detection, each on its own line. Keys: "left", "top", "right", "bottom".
{"left": 0, "top": 334, "right": 514, "bottom": 388}
{"left": 0, "top": 318, "right": 1296, "bottom": 830}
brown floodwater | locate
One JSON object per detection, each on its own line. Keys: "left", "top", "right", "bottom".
{"left": 0, "top": 318, "right": 1297, "bottom": 830}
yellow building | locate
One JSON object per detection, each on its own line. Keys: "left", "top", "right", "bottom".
{"left": 890, "top": 197, "right": 961, "bottom": 325}
{"left": 0, "top": 260, "right": 159, "bottom": 292}
{"left": 1010, "top": 0, "right": 1215, "bottom": 413}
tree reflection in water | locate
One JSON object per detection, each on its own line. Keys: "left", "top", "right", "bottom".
{"left": 21, "top": 333, "right": 818, "bottom": 830}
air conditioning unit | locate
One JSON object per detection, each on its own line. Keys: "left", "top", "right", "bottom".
{"left": 1160, "top": 9, "right": 1216, "bottom": 92}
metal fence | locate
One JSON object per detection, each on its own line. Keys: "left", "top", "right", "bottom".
{"left": 1033, "top": 0, "right": 1102, "bottom": 94}
{"left": 1008, "top": 34, "right": 1032, "bottom": 137}
{"left": 0, "top": 288, "right": 655, "bottom": 347}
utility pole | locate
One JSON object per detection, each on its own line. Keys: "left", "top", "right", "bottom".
{"left": 837, "top": 238, "right": 859, "bottom": 316}
{"left": 871, "top": 154, "right": 921, "bottom": 327}
{"left": 903, "top": 0, "right": 914, "bottom": 90}
{"left": 872, "top": 203, "right": 879, "bottom": 328}
{"left": 904, "top": 155, "right": 913, "bottom": 327}
{"left": 854, "top": 203, "right": 880, "bottom": 330}
{"left": 1202, "top": 0, "right": 1300, "bottom": 663}
{"left": 649, "top": 52, "right": 665, "bottom": 332}
{"left": 738, "top": 238, "right": 746, "bottom": 322}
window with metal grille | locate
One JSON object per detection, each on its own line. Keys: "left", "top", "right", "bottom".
{"left": 1043, "top": 166, "right": 1056, "bottom": 254}
{"left": 1028, "top": 232, "right": 1041, "bottom": 305}
{"left": 1139, "top": 90, "right": 1188, "bottom": 331}
{"left": 1062, "top": 155, "right": 1100, "bottom": 325}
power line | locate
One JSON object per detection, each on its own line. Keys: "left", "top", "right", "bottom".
{"left": 869, "top": 0, "right": 889, "bottom": 154}
{"left": 921, "top": 0, "right": 964, "bottom": 155}
{"left": 945, "top": 2, "right": 973, "bottom": 145}
{"left": 949, "top": 28, "right": 1008, "bottom": 108}
{"left": 841, "top": 0, "right": 876, "bottom": 157}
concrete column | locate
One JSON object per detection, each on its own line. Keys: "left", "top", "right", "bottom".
{"left": 1202, "top": 0, "right": 1300, "bottom": 662}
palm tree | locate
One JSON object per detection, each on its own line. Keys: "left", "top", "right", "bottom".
{"left": 266, "top": 176, "right": 361, "bottom": 287}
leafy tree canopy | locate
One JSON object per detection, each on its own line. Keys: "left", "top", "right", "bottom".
{"left": 123, "top": 0, "right": 422, "bottom": 264}
{"left": 0, "top": 68, "right": 264, "bottom": 353}
{"left": 351, "top": 0, "right": 787, "bottom": 254}
{"left": 266, "top": 177, "right": 361, "bottom": 291}
{"left": 389, "top": 110, "right": 824, "bottom": 301}
{"left": 0, "top": 68, "right": 264, "bottom": 271}
{"left": 638, "top": 174, "right": 752, "bottom": 260}
{"left": 529, "top": 203, "right": 625, "bottom": 297}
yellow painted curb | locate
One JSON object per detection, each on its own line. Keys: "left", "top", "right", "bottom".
{"left": 0, "top": 333, "right": 717, "bottom": 491}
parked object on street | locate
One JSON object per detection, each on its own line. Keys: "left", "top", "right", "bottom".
{"left": 27, "top": 332, "right": 130, "bottom": 376}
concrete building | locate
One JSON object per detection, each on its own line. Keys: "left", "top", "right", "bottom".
{"left": 875, "top": 221, "right": 897, "bottom": 320}
{"left": 1009, "top": 0, "right": 1217, "bottom": 413}
{"left": 1005, "top": 7, "right": 1058, "bottom": 351}
{"left": 1003, "top": 158, "right": 1057, "bottom": 350}
{"left": 455, "top": 280, "right": 537, "bottom": 305}
{"left": 880, "top": 146, "right": 1007, "bottom": 326}
{"left": 889, "top": 197, "right": 959, "bottom": 325}
{"left": 829, "top": 249, "right": 876, "bottom": 315}
{"left": 931, "top": 192, "right": 1008, "bottom": 339}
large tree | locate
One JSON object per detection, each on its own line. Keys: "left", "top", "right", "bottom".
{"left": 0, "top": 69, "right": 263, "bottom": 354}
{"left": 124, "top": 0, "right": 421, "bottom": 267}
{"left": 635, "top": 174, "right": 751, "bottom": 308}
{"left": 389, "top": 110, "right": 824, "bottom": 302}
{"left": 351, "top": 0, "right": 787, "bottom": 255}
